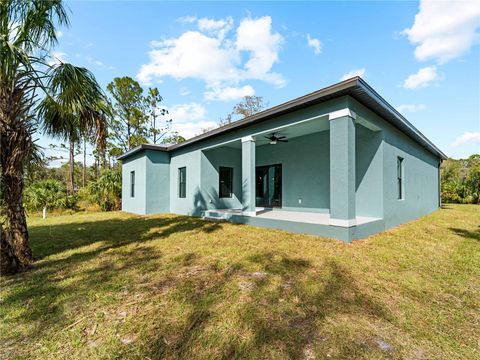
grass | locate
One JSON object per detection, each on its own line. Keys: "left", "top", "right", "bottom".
{"left": 1, "top": 205, "right": 479, "bottom": 359}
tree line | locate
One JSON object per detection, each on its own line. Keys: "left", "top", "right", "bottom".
{"left": 441, "top": 155, "right": 480, "bottom": 204}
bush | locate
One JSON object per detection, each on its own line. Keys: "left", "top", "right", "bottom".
{"left": 24, "top": 180, "right": 77, "bottom": 212}
{"left": 441, "top": 155, "right": 480, "bottom": 204}
{"left": 87, "top": 169, "right": 121, "bottom": 211}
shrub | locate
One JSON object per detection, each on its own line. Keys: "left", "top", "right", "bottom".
{"left": 87, "top": 169, "right": 121, "bottom": 211}
{"left": 441, "top": 155, "right": 480, "bottom": 204}
{"left": 24, "top": 180, "right": 77, "bottom": 212}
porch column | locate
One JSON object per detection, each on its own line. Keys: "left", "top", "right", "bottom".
{"left": 329, "top": 109, "right": 356, "bottom": 227}
{"left": 241, "top": 136, "right": 256, "bottom": 215}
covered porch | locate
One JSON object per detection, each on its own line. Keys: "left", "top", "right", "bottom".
{"left": 199, "top": 105, "right": 384, "bottom": 240}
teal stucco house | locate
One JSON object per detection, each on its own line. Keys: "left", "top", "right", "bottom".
{"left": 119, "top": 77, "right": 446, "bottom": 242}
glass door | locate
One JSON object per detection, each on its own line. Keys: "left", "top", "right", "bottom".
{"left": 255, "top": 164, "right": 282, "bottom": 207}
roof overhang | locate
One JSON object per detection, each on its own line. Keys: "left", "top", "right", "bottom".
{"left": 118, "top": 77, "right": 447, "bottom": 161}
{"left": 117, "top": 144, "right": 168, "bottom": 160}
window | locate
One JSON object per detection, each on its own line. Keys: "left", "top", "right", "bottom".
{"left": 397, "top": 157, "right": 404, "bottom": 200}
{"left": 178, "top": 167, "right": 186, "bottom": 198}
{"left": 130, "top": 171, "right": 135, "bottom": 198}
{"left": 219, "top": 167, "right": 233, "bottom": 198}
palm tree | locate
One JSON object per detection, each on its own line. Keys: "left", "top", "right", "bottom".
{"left": 0, "top": 0, "right": 106, "bottom": 274}
{"left": 39, "top": 63, "right": 109, "bottom": 195}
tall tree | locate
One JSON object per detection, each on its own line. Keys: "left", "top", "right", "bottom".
{"left": 107, "top": 77, "right": 147, "bottom": 151}
{"left": 0, "top": 0, "right": 105, "bottom": 274}
{"left": 146, "top": 87, "right": 170, "bottom": 144}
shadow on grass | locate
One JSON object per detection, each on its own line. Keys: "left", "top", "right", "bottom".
{"left": 233, "top": 254, "right": 392, "bottom": 358}
{"left": 141, "top": 252, "right": 392, "bottom": 359}
{"left": 449, "top": 227, "right": 480, "bottom": 241}
{"left": 2, "top": 215, "right": 392, "bottom": 359}
{"left": 0, "top": 214, "right": 222, "bottom": 353}
{"left": 30, "top": 214, "right": 221, "bottom": 259}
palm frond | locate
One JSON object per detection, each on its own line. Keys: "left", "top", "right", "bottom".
{"left": 38, "top": 62, "right": 110, "bottom": 150}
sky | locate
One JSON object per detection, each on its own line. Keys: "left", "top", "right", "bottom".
{"left": 41, "top": 0, "right": 480, "bottom": 165}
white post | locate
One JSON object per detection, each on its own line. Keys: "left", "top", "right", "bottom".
{"left": 42, "top": 207, "right": 46, "bottom": 220}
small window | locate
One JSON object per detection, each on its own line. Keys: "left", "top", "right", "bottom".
{"left": 178, "top": 167, "right": 186, "bottom": 198}
{"left": 130, "top": 171, "right": 135, "bottom": 198}
{"left": 219, "top": 167, "right": 233, "bottom": 198}
{"left": 397, "top": 157, "right": 404, "bottom": 200}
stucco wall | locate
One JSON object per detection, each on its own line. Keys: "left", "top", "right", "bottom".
{"left": 121, "top": 151, "right": 147, "bottom": 214}
{"left": 355, "top": 124, "right": 384, "bottom": 218}
{"left": 350, "top": 97, "right": 440, "bottom": 227}
{"left": 145, "top": 150, "right": 171, "bottom": 213}
{"left": 201, "top": 147, "right": 243, "bottom": 210}
{"left": 256, "top": 131, "right": 330, "bottom": 212}
{"left": 169, "top": 148, "right": 202, "bottom": 216}
{"left": 382, "top": 125, "right": 440, "bottom": 228}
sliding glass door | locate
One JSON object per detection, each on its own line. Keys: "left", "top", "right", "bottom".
{"left": 256, "top": 164, "right": 282, "bottom": 208}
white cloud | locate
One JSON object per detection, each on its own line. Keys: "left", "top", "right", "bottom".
{"left": 451, "top": 132, "right": 480, "bottom": 147}
{"left": 167, "top": 102, "right": 206, "bottom": 123}
{"left": 236, "top": 16, "right": 285, "bottom": 86}
{"left": 137, "top": 15, "right": 284, "bottom": 100}
{"left": 47, "top": 51, "right": 67, "bottom": 66}
{"left": 204, "top": 85, "right": 255, "bottom": 101}
{"left": 162, "top": 102, "right": 216, "bottom": 139}
{"left": 56, "top": 30, "right": 64, "bottom": 38}
{"left": 198, "top": 17, "right": 233, "bottom": 40}
{"left": 306, "top": 34, "right": 321, "bottom": 55}
{"left": 403, "top": 0, "right": 480, "bottom": 64}
{"left": 340, "top": 68, "right": 366, "bottom": 81}
{"left": 403, "top": 66, "right": 438, "bottom": 89}
{"left": 137, "top": 31, "right": 239, "bottom": 86}
{"left": 395, "top": 104, "right": 427, "bottom": 113}
{"left": 173, "top": 120, "right": 218, "bottom": 139}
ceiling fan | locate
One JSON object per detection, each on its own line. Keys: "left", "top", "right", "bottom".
{"left": 265, "top": 133, "right": 288, "bottom": 145}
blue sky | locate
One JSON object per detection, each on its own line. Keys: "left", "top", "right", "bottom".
{"left": 42, "top": 0, "right": 480, "bottom": 164}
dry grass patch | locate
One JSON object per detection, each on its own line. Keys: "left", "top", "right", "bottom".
{"left": 1, "top": 205, "right": 479, "bottom": 359}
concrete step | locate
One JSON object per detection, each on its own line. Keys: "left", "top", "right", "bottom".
{"left": 202, "top": 210, "right": 230, "bottom": 221}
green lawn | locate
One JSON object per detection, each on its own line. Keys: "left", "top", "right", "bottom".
{"left": 1, "top": 205, "right": 479, "bottom": 359}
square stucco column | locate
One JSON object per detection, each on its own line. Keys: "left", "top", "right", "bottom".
{"left": 329, "top": 109, "right": 356, "bottom": 227}
{"left": 242, "top": 136, "right": 256, "bottom": 215}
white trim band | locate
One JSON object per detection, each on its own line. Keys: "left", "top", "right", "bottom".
{"left": 329, "top": 218, "right": 357, "bottom": 227}
{"left": 241, "top": 135, "right": 255, "bottom": 143}
{"left": 242, "top": 210, "right": 257, "bottom": 217}
{"left": 328, "top": 108, "right": 356, "bottom": 121}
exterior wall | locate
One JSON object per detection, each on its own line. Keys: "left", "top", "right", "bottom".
{"left": 355, "top": 124, "right": 383, "bottom": 218}
{"left": 145, "top": 150, "right": 170, "bottom": 214}
{"left": 121, "top": 151, "right": 147, "bottom": 214}
{"left": 382, "top": 126, "right": 440, "bottom": 229}
{"left": 201, "top": 147, "right": 243, "bottom": 210}
{"left": 169, "top": 148, "right": 202, "bottom": 216}
{"left": 256, "top": 131, "right": 330, "bottom": 212}
{"left": 350, "top": 97, "right": 440, "bottom": 228}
